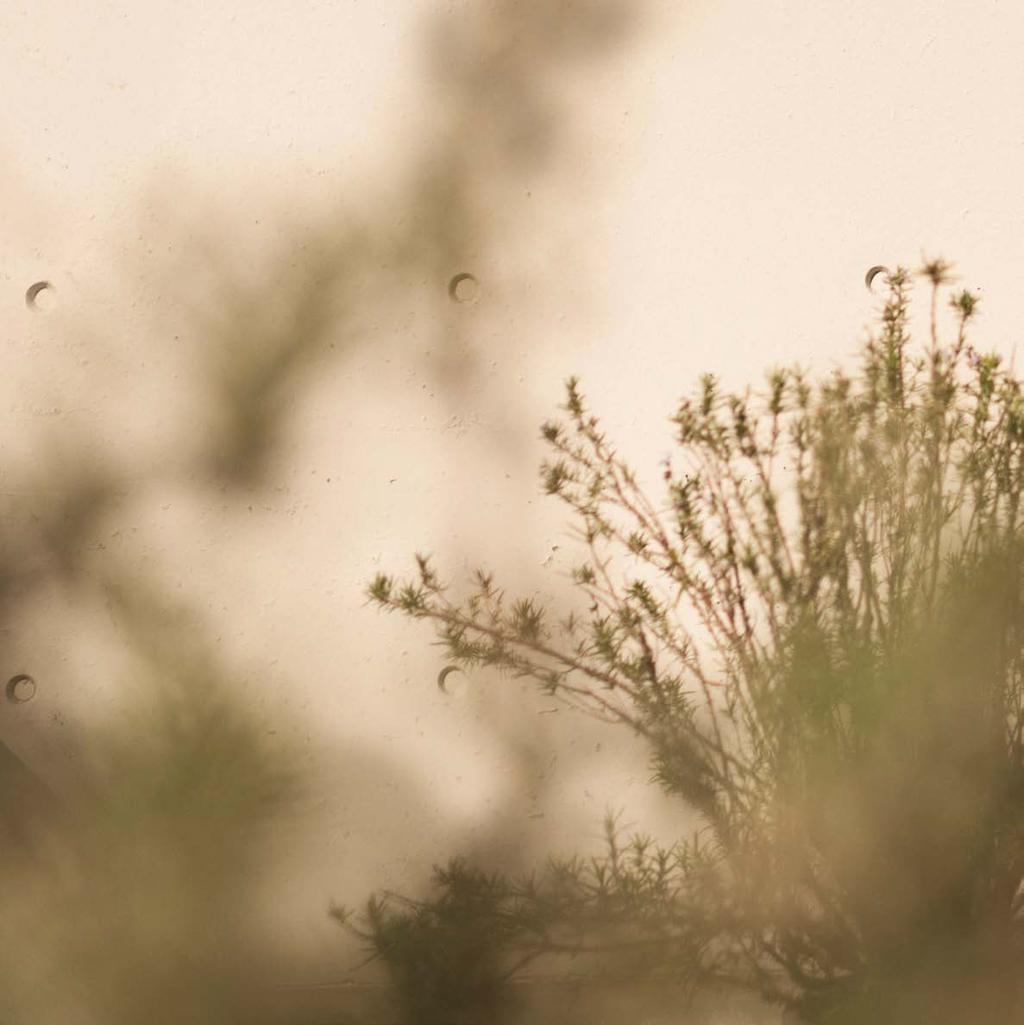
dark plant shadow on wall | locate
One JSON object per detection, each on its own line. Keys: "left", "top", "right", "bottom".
{"left": 0, "top": 1, "right": 669, "bottom": 1021}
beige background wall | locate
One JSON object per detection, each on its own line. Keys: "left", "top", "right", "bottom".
{"left": 3, "top": 0, "right": 1023, "bottom": 988}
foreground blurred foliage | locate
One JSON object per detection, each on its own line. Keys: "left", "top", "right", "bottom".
{"left": 0, "top": 587, "right": 298, "bottom": 1025}
{"left": 335, "top": 814, "right": 724, "bottom": 1024}
{"left": 3, "top": 1, "right": 646, "bottom": 1016}
{"left": 366, "top": 263, "right": 1024, "bottom": 1023}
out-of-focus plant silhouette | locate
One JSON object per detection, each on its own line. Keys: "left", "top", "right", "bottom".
{"left": 0, "top": 580, "right": 301, "bottom": 1024}
{"left": 367, "top": 262, "right": 1024, "bottom": 1023}
{"left": 333, "top": 810, "right": 730, "bottom": 1024}
{"left": 4, "top": 0, "right": 647, "bottom": 1020}
{"left": 334, "top": 859, "right": 530, "bottom": 1024}
{"left": 137, "top": 0, "right": 642, "bottom": 491}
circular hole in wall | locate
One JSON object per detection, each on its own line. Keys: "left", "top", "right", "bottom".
{"left": 864, "top": 265, "right": 890, "bottom": 293}
{"left": 436, "top": 665, "right": 469, "bottom": 697}
{"left": 25, "top": 281, "right": 55, "bottom": 311}
{"left": 5, "top": 674, "right": 37, "bottom": 704}
{"left": 447, "top": 273, "right": 480, "bottom": 304}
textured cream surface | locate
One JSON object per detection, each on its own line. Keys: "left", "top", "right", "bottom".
{"left": 2, "top": 0, "right": 1022, "bottom": 987}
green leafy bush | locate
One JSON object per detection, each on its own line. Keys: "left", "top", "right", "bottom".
{"left": 361, "top": 262, "right": 1024, "bottom": 1024}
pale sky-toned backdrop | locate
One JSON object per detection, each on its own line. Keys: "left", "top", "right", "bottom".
{"left": 3, "top": 0, "right": 1023, "bottom": 985}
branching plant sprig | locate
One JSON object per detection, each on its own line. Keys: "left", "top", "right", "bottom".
{"left": 364, "top": 262, "right": 1024, "bottom": 1020}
